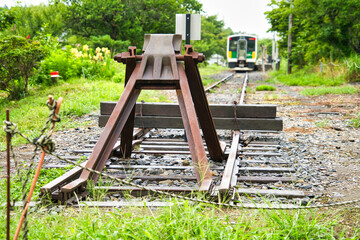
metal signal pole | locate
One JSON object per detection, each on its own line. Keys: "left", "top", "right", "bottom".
{"left": 287, "top": 0, "right": 293, "bottom": 74}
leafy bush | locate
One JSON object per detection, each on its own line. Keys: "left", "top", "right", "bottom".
{"left": 88, "top": 35, "right": 130, "bottom": 54}
{"left": 33, "top": 45, "right": 119, "bottom": 84}
{"left": 0, "top": 35, "right": 47, "bottom": 99}
{"left": 32, "top": 46, "right": 83, "bottom": 84}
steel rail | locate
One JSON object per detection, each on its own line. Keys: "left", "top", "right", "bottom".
{"left": 239, "top": 72, "right": 249, "bottom": 104}
{"left": 204, "top": 73, "right": 234, "bottom": 93}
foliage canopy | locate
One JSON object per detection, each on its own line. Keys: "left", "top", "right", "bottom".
{"left": 266, "top": 0, "right": 360, "bottom": 66}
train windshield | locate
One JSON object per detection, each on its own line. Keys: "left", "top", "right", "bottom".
{"left": 248, "top": 39, "right": 256, "bottom": 52}
{"left": 229, "top": 39, "right": 237, "bottom": 51}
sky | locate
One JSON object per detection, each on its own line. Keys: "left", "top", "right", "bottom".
{"left": 198, "top": 0, "right": 273, "bottom": 39}
{"left": 2, "top": 0, "right": 274, "bottom": 39}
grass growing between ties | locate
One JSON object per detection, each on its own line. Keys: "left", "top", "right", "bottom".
{"left": 1, "top": 200, "right": 360, "bottom": 239}
{"left": 301, "top": 86, "right": 359, "bottom": 96}
{"left": 256, "top": 85, "right": 276, "bottom": 91}
{"left": 315, "top": 118, "right": 330, "bottom": 128}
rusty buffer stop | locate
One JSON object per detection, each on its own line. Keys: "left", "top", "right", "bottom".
{"left": 59, "top": 34, "right": 225, "bottom": 199}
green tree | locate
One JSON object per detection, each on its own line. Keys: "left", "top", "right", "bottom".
{"left": 0, "top": 35, "right": 47, "bottom": 99}
{"left": 0, "top": 7, "right": 15, "bottom": 31}
{"left": 266, "top": 0, "right": 360, "bottom": 66}
{"left": 62, "top": 0, "right": 202, "bottom": 47}
{"left": 193, "top": 15, "right": 233, "bottom": 61}
{"left": 1, "top": 3, "right": 67, "bottom": 39}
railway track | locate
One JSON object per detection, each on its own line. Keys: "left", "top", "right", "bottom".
{"left": 40, "top": 72, "right": 308, "bottom": 206}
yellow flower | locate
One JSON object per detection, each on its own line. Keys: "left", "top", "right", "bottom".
{"left": 96, "top": 47, "right": 101, "bottom": 53}
{"left": 103, "top": 62, "right": 107, "bottom": 66}
{"left": 102, "top": 47, "right": 108, "bottom": 53}
{"left": 105, "top": 49, "right": 111, "bottom": 55}
{"left": 70, "top": 48, "right": 78, "bottom": 56}
{"left": 83, "top": 45, "right": 89, "bottom": 52}
{"left": 83, "top": 53, "right": 88, "bottom": 58}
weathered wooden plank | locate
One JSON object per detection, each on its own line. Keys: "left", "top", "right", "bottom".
{"left": 74, "top": 201, "right": 177, "bottom": 207}
{"left": 94, "top": 186, "right": 196, "bottom": 197}
{"left": 73, "top": 201, "right": 301, "bottom": 209}
{"left": 108, "top": 174, "right": 197, "bottom": 181}
{"left": 239, "top": 152, "right": 282, "bottom": 157}
{"left": 100, "top": 102, "right": 277, "bottom": 118}
{"left": 241, "top": 160, "right": 289, "bottom": 165}
{"left": 236, "top": 188, "right": 305, "bottom": 198}
{"left": 107, "top": 165, "right": 224, "bottom": 171}
{"left": 238, "top": 167, "right": 295, "bottom": 173}
{"left": 99, "top": 115, "right": 283, "bottom": 131}
{"left": 237, "top": 176, "right": 296, "bottom": 183}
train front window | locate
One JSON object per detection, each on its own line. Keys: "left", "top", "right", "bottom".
{"left": 229, "top": 40, "right": 237, "bottom": 51}
{"left": 248, "top": 40, "right": 255, "bottom": 51}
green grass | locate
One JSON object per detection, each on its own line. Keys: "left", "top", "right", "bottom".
{"left": 1, "top": 200, "right": 358, "bottom": 239}
{"left": 301, "top": 86, "right": 359, "bottom": 96}
{"left": 199, "top": 63, "right": 227, "bottom": 76}
{"left": 315, "top": 118, "right": 330, "bottom": 128}
{"left": 0, "top": 167, "right": 70, "bottom": 203}
{"left": 256, "top": 85, "right": 276, "bottom": 91}
{"left": 0, "top": 78, "right": 170, "bottom": 150}
{"left": 269, "top": 70, "right": 345, "bottom": 86}
{"left": 199, "top": 64, "right": 228, "bottom": 88}
{"left": 349, "top": 112, "right": 360, "bottom": 128}
{"left": 267, "top": 62, "right": 346, "bottom": 86}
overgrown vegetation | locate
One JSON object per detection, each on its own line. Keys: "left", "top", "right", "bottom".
{"left": 266, "top": 0, "right": 360, "bottom": 67}
{"left": 301, "top": 86, "right": 359, "bottom": 96}
{"left": 1, "top": 199, "right": 359, "bottom": 239}
{"left": 0, "top": 35, "right": 47, "bottom": 99}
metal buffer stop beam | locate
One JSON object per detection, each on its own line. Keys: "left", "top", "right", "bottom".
{"left": 60, "top": 34, "right": 224, "bottom": 198}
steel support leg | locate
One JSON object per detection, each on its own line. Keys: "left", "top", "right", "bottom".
{"left": 184, "top": 53, "right": 224, "bottom": 161}
{"left": 120, "top": 51, "right": 137, "bottom": 158}
{"left": 177, "top": 63, "right": 212, "bottom": 191}
{"left": 61, "top": 65, "right": 142, "bottom": 192}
